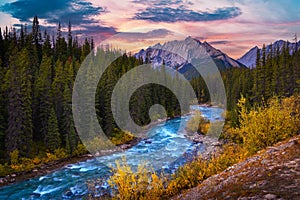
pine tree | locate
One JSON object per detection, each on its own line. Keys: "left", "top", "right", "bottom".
{"left": 265, "top": 43, "right": 273, "bottom": 98}
{"left": 31, "top": 16, "right": 42, "bottom": 71}
{"left": 253, "top": 48, "right": 261, "bottom": 100}
{"left": 272, "top": 45, "right": 280, "bottom": 95}
{"left": 67, "top": 21, "right": 73, "bottom": 58}
{"left": 42, "top": 31, "right": 52, "bottom": 57}
{"left": 62, "top": 85, "right": 77, "bottom": 154}
{"left": 52, "top": 60, "right": 66, "bottom": 126}
{"left": 5, "top": 48, "right": 33, "bottom": 157}
{"left": 81, "top": 38, "right": 91, "bottom": 59}
{"left": 45, "top": 107, "right": 61, "bottom": 152}
{"left": 55, "top": 22, "right": 67, "bottom": 62}
{"left": 0, "top": 57, "right": 6, "bottom": 157}
{"left": 34, "top": 55, "right": 53, "bottom": 141}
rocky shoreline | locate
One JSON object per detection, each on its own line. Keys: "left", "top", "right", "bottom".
{"left": 0, "top": 154, "right": 94, "bottom": 187}
{"left": 0, "top": 116, "right": 181, "bottom": 188}
{"left": 0, "top": 112, "right": 219, "bottom": 189}
{"left": 0, "top": 136, "right": 143, "bottom": 188}
{"left": 184, "top": 131, "right": 223, "bottom": 159}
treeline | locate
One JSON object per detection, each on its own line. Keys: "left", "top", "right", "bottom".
{"left": 0, "top": 16, "right": 94, "bottom": 161}
{"left": 191, "top": 41, "right": 300, "bottom": 125}
{"left": 0, "top": 16, "right": 190, "bottom": 163}
{"left": 96, "top": 57, "right": 191, "bottom": 137}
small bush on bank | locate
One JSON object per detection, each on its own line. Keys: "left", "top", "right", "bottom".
{"left": 186, "top": 111, "right": 210, "bottom": 134}
{"left": 110, "top": 129, "right": 135, "bottom": 146}
{"left": 72, "top": 143, "right": 88, "bottom": 157}
{"left": 107, "top": 157, "right": 165, "bottom": 200}
{"left": 54, "top": 148, "right": 68, "bottom": 159}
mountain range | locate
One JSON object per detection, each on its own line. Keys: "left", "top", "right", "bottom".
{"left": 238, "top": 40, "right": 300, "bottom": 68}
{"left": 135, "top": 37, "right": 300, "bottom": 78}
{"left": 135, "top": 37, "right": 245, "bottom": 79}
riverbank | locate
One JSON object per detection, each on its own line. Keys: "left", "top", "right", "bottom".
{"left": 0, "top": 108, "right": 215, "bottom": 189}
{"left": 0, "top": 116, "right": 184, "bottom": 188}
{"left": 0, "top": 154, "right": 93, "bottom": 187}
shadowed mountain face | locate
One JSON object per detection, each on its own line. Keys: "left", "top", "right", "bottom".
{"left": 135, "top": 37, "right": 245, "bottom": 79}
{"left": 238, "top": 40, "right": 300, "bottom": 68}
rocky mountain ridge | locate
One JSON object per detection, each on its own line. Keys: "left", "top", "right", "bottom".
{"left": 135, "top": 37, "right": 245, "bottom": 79}
{"left": 238, "top": 40, "right": 300, "bottom": 68}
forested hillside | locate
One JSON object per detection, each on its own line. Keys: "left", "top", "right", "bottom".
{"left": 0, "top": 17, "right": 188, "bottom": 173}
{"left": 191, "top": 42, "right": 300, "bottom": 125}
{"left": 0, "top": 16, "right": 94, "bottom": 165}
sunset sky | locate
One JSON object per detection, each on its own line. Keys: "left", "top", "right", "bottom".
{"left": 0, "top": 0, "right": 300, "bottom": 58}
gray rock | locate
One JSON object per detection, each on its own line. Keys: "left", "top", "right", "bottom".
{"left": 63, "top": 190, "right": 73, "bottom": 197}
{"left": 264, "top": 194, "right": 277, "bottom": 199}
{"left": 0, "top": 178, "right": 7, "bottom": 183}
{"left": 9, "top": 178, "right": 15, "bottom": 183}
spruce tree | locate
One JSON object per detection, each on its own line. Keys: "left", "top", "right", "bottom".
{"left": 67, "top": 21, "right": 73, "bottom": 58}
{"left": 52, "top": 60, "right": 66, "bottom": 128}
{"left": 6, "top": 48, "right": 33, "bottom": 157}
{"left": 46, "top": 107, "right": 61, "bottom": 152}
{"left": 34, "top": 55, "right": 52, "bottom": 141}
{"left": 62, "top": 85, "right": 77, "bottom": 154}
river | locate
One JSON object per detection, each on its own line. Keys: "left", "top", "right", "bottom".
{"left": 0, "top": 106, "right": 224, "bottom": 199}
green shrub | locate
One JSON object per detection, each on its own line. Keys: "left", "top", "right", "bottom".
{"left": 72, "top": 144, "right": 88, "bottom": 157}
{"left": 54, "top": 148, "right": 68, "bottom": 159}
{"left": 10, "top": 149, "right": 19, "bottom": 165}
{"left": 0, "top": 164, "right": 8, "bottom": 176}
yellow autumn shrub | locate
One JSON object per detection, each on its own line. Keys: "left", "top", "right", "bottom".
{"left": 108, "top": 157, "right": 165, "bottom": 200}
{"left": 233, "top": 96, "right": 299, "bottom": 154}
{"left": 43, "top": 152, "right": 57, "bottom": 163}
{"left": 186, "top": 111, "right": 210, "bottom": 134}
{"left": 32, "top": 157, "right": 42, "bottom": 165}
{"left": 110, "top": 129, "right": 135, "bottom": 146}
{"left": 165, "top": 144, "right": 247, "bottom": 196}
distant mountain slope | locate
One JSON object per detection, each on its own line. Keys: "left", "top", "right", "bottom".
{"left": 172, "top": 135, "right": 300, "bottom": 200}
{"left": 238, "top": 40, "right": 300, "bottom": 68}
{"left": 135, "top": 37, "right": 245, "bottom": 79}
{"left": 237, "top": 46, "right": 259, "bottom": 69}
